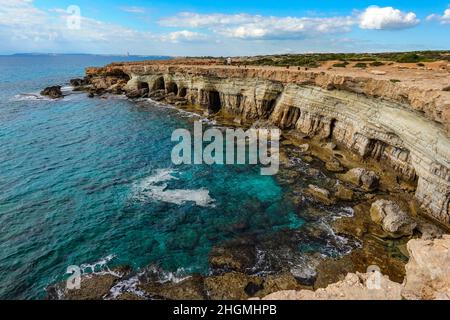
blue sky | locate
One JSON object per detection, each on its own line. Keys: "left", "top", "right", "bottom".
{"left": 0, "top": 0, "right": 449, "bottom": 55}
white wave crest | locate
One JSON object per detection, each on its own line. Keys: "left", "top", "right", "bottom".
{"left": 133, "top": 169, "right": 215, "bottom": 207}
{"left": 10, "top": 93, "right": 54, "bottom": 102}
{"left": 79, "top": 254, "right": 121, "bottom": 276}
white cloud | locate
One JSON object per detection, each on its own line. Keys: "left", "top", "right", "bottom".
{"left": 161, "top": 30, "right": 208, "bottom": 43}
{"left": 160, "top": 12, "right": 356, "bottom": 40}
{"left": 159, "top": 12, "right": 260, "bottom": 28}
{"left": 120, "top": 6, "right": 147, "bottom": 14}
{"left": 0, "top": 1, "right": 437, "bottom": 55}
{"left": 359, "top": 6, "right": 420, "bottom": 30}
{"left": 427, "top": 8, "right": 450, "bottom": 24}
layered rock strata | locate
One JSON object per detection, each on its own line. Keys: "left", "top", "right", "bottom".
{"left": 83, "top": 63, "right": 450, "bottom": 225}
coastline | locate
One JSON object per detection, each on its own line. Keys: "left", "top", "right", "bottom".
{"left": 42, "top": 58, "right": 450, "bottom": 299}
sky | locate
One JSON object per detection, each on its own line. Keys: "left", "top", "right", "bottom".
{"left": 0, "top": 0, "right": 449, "bottom": 56}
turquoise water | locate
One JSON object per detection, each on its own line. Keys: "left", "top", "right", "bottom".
{"left": 0, "top": 55, "right": 353, "bottom": 299}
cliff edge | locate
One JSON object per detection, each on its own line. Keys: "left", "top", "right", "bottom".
{"left": 82, "top": 61, "right": 450, "bottom": 225}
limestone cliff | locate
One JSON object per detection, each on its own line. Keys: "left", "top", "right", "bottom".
{"left": 83, "top": 63, "right": 450, "bottom": 225}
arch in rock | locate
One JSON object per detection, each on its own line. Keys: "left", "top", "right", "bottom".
{"left": 178, "top": 87, "right": 187, "bottom": 97}
{"left": 137, "top": 81, "right": 149, "bottom": 90}
{"left": 152, "top": 77, "right": 165, "bottom": 91}
{"left": 166, "top": 82, "right": 178, "bottom": 95}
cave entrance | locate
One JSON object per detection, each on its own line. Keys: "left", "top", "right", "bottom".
{"left": 166, "top": 82, "right": 178, "bottom": 95}
{"left": 137, "top": 81, "right": 149, "bottom": 90}
{"left": 179, "top": 87, "right": 187, "bottom": 97}
{"left": 152, "top": 77, "right": 165, "bottom": 91}
{"left": 329, "top": 118, "right": 337, "bottom": 138}
{"left": 208, "top": 90, "right": 221, "bottom": 113}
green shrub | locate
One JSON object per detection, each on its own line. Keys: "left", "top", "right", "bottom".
{"left": 417, "top": 63, "right": 425, "bottom": 67}
{"left": 390, "top": 79, "right": 401, "bottom": 83}
{"left": 396, "top": 53, "right": 421, "bottom": 63}
{"left": 354, "top": 62, "right": 367, "bottom": 68}
{"left": 370, "top": 61, "right": 385, "bottom": 67}
{"left": 333, "top": 61, "right": 349, "bottom": 68}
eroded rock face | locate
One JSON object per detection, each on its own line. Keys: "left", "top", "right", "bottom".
{"left": 83, "top": 63, "right": 450, "bottom": 225}
{"left": 402, "top": 235, "right": 450, "bottom": 300}
{"left": 370, "top": 200, "right": 417, "bottom": 237}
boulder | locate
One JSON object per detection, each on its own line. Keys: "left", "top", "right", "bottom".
{"left": 416, "top": 222, "right": 444, "bottom": 240}
{"left": 338, "top": 168, "right": 379, "bottom": 191}
{"left": 298, "top": 143, "right": 310, "bottom": 152}
{"left": 40, "top": 86, "right": 62, "bottom": 99}
{"left": 70, "top": 78, "right": 86, "bottom": 87}
{"left": 126, "top": 88, "right": 149, "bottom": 99}
{"left": 402, "top": 235, "right": 450, "bottom": 300}
{"left": 334, "top": 184, "right": 354, "bottom": 201}
{"left": 306, "top": 184, "right": 335, "bottom": 205}
{"left": 325, "top": 158, "right": 345, "bottom": 172}
{"left": 370, "top": 200, "right": 417, "bottom": 237}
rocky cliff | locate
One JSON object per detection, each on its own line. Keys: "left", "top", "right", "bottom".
{"left": 259, "top": 235, "right": 450, "bottom": 300}
{"left": 83, "top": 63, "right": 450, "bottom": 225}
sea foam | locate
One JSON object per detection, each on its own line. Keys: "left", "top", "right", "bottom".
{"left": 133, "top": 169, "right": 215, "bottom": 207}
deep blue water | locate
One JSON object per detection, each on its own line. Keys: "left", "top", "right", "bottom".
{"left": 0, "top": 55, "right": 353, "bottom": 299}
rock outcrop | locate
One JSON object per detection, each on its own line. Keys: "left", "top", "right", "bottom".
{"left": 402, "top": 235, "right": 450, "bottom": 300}
{"left": 260, "top": 272, "right": 403, "bottom": 300}
{"left": 370, "top": 200, "right": 417, "bottom": 237}
{"left": 258, "top": 236, "right": 450, "bottom": 300}
{"left": 338, "top": 168, "right": 380, "bottom": 191}
{"left": 41, "top": 85, "right": 62, "bottom": 99}
{"left": 80, "top": 63, "right": 450, "bottom": 225}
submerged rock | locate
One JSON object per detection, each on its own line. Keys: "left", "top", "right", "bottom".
{"left": 209, "top": 245, "right": 256, "bottom": 273}
{"left": 338, "top": 168, "right": 379, "bottom": 191}
{"left": 40, "top": 86, "right": 62, "bottom": 99}
{"left": 370, "top": 200, "right": 417, "bottom": 237}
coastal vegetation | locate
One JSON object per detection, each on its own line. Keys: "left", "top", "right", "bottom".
{"left": 212, "top": 51, "right": 450, "bottom": 67}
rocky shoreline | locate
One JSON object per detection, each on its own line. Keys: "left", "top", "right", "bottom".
{"left": 45, "top": 59, "right": 449, "bottom": 300}
{"left": 78, "top": 61, "right": 450, "bottom": 226}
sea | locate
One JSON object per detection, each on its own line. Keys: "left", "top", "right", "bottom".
{"left": 0, "top": 54, "right": 356, "bottom": 299}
